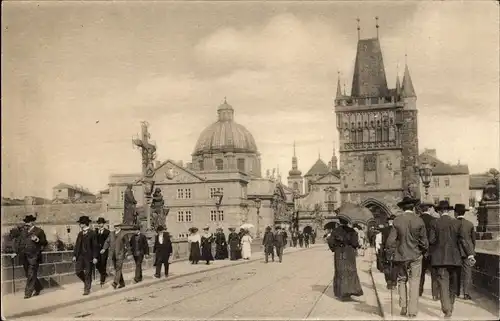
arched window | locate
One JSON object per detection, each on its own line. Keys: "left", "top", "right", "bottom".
{"left": 215, "top": 159, "right": 224, "bottom": 170}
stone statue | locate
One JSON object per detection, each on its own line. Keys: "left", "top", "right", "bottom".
{"left": 482, "top": 179, "right": 499, "bottom": 202}
{"left": 123, "top": 184, "right": 137, "bottom": 225}
{"left": 151, "top": 188, "right": 166, "bottom": 229}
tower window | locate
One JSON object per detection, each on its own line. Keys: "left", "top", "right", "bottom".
{"left": 199, "top": 160, "right": 204, "bottom": 171}
{"left": 215, "top": 159, "right": 223, "bottom": 170}
{"left": 237, "top": 158, "right": 245, "bottom": 172}
{"left": 293, "top": 182, "right": 299, "bottom": 191}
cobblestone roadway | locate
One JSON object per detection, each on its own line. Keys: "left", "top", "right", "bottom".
{"left": 24, "top": 246, "right": 381, "bottom": 320}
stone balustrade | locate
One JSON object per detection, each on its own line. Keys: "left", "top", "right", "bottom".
{"left": 1, "top": 240, "right": 189, "bottom": 294}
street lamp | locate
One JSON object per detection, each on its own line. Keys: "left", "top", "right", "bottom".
{"left": 213, "top": 190, "right": 224, "bottom": 209}
{"left": 254, "top": 198, "right": 262, "bottom": 238}
{"left": 415, "top": 158, "right": 435, "bottom": 199}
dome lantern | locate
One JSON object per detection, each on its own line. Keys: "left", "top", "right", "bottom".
{"left": 217, "top": 97, "right": 234, "bottom": 122}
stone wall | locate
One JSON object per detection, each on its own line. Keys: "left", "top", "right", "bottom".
{"left": 1, "top": 204, "right": 105, "bottom": 225}
{"left": 1, "top": 241, "right": 189, "bottom": 294}
{"left": 472, "top": 241, "right": 500, "bottom": 301}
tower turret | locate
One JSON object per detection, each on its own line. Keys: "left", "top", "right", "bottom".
{"left": 287, "top": 141, "right": 303, "bottom": 194}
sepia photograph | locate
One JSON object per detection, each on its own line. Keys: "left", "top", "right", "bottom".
{"left": 1, "top": 0, "right": 499, "bottom": 320}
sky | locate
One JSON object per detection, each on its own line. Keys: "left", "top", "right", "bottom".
{"left": 2, "top": 1, "right": 499, "bottom": 199}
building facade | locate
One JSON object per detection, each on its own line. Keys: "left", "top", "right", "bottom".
{"left": 334, "top": 32, "right": 420, "bottom": 225}
{"left": 52, "top": 183, "right": 96, "bottom": 203}
{"left": 418, "top": 149, "right": 470, "bottom": 206}
{"left": 106, "top": 100, "right": 278, "bottom": 239}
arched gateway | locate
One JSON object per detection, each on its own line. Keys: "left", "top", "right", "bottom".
{"left": 360, "top": 198, "right": 393, "bottom": 227}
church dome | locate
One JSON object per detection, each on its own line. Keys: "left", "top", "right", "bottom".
{"left": 192, "top": 100, "right": 258, "bottom": 156}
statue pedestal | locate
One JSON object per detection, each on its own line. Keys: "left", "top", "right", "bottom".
{"left": 476, "top": 202, "right": 500, "bottom": 240}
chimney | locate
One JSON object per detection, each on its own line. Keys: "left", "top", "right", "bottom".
{"left": 423, "top": 149, "right": 437, "bottom": 158}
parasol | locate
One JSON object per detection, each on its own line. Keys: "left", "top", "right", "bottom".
{"left": 240, "top": 223, "right": 254, "bottom": 230}
{"left": 335, "top": 202, "right": 373, "bottom": 224}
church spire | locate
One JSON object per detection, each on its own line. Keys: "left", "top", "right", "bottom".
{"left": 331, "top": 141, "right": 338, "bottom": 171}
{"left": 336, "top": 71, "right": 342, "bottom": 98}
{"left": 288, "top": 141, "right": 302, "bottom": 177}
{"left": 401, "top": 59, "right": 416, "bottom": 97}
{"left": 396, "top": 62, "right": 401, "bottom": 96}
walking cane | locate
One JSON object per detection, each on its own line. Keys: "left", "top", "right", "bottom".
{"left": 11, "top": 255, "right": 16, "bottom": 294}
{"left": 389, "top": 258, "right": 393, "bottom": 317}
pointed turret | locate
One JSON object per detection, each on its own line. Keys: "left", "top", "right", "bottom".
{"left": 336, "top": 76, "right": 342, "bottom": 98}
{"left": 396, "top": 74, "right": 401, "bottom": 96}
{"left": 401, "top": 64, "right": 416, "bottom": 98}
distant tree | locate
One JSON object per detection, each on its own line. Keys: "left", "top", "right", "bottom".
{"left": 488, "top": 168, "right": 499, "bottom": 179}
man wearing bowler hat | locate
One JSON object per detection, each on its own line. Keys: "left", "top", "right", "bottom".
{"left": 95, "top": 217, "right": 110, "bottom": 285}
{"left": 418, "top": 202, "right": 440, "bottom": 300}
{"left": 428, "top": 200, "right": 475, "bottom": 318}
{"left": 454, "top": 203, "right": 475, "bottom": 300}
{"left": 130, "top": 225, "right": 149, "bottom": 283}
{"left": 15, "top": 214, "right": 48, "bottom": 299}
{"left": 386, "top": 196, "right": 428, "bottom": 318}
{"left": 102, "top": 223, "right": 131, "bottom": 289}
{"left": 73, "top": 216, "right": 99, "bottom": 295}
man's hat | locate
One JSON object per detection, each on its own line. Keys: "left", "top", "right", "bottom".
{"left": 454, "top": 204, "right": 469, "bottom": 213}
{"left": 77, "top": 216, "right": 91, "bottom": 224}
{"left": 397, "top": 196, "right": 420, "bottom": 209}
{"left": 228, "top": 227, "right": 235, "bottom": 231}
{"left": 388, "top": 214, "right": 396, "bottom": 220}
{"left": 266, "top": 226, "right": 272, "bottom": 231}
{"left": 275, "top": 226, "right": 281, "bottom": 230}
{"left": 436, "top": 200, "right": 453, "bottom": 211}
{"left": 203, "top": 225, "right": 209, "bottom": 230}
{"left": 23, "top": 214, "right": 37, "bottom": 223}
{"left": 96, "top": 217, "right": 107, "bottom": 224}
{"left": 189, "top": 227, "right": 199, "bottom": 233}
{"left": 157, "top": 225, "right": 165, "bottom": 232}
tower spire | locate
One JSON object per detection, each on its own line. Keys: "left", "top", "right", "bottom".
{"left": 402, "top": 57, "right": 416, "bottom": 98}
{"left": 396, "top": 61, "right": 401, "bottom": 95}
{"left": 336, "top": 71, "right": 342, "bottom": 98}
{"left": 331, "top": 141, "right": 338, "bottom": 171}
{"left": 343, "top": 81, "right": 346, "bottom": 96}
{"left": 293, "top": 140, "right": 296, "bottom": 157}
{"left": 356, "top": 17, "right": 361, "bottom": 40}
{"left": 375, "top": 16, "right": 379, "bottom": 39}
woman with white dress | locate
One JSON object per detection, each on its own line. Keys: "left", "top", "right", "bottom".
{"left": 240, "top": 230, "right": 253, "bottom": 260}
{"left": 188, "top": 227, "right": 201, "bottom": 264}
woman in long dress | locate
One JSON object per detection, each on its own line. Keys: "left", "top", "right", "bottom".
{"left": 188, "top": 227, "right": 201, "bottom": 264}
{"left": 200, "top": 226, "right": 214, "bottom": 265}
{"left": 214, "top": 228, "right": 228, "bottom": 260}
{"left": 328, "top": 216, "right": 364, "bottom": 301}
{"left": 240, "top": 230, "right": 253, "bottom": 260}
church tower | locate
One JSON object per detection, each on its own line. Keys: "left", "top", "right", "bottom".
{"left": 334, "top": 18, "right": 419, "bottom": 217}
{"left": 287, "top": 141, "right": 304, "bottom": 194}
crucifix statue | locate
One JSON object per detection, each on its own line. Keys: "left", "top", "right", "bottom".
{"left": 133, "top": 121, "right": 157, "bottom": 230}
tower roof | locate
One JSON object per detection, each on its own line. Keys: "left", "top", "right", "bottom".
{"left": 305, "top": 158, "right": 330, "bottom": 177}
{"left": 350, "top": 38, "right": 389, "bottom": 98}
{"left": 401, "top": 64, "right": 416, "bottom": 97}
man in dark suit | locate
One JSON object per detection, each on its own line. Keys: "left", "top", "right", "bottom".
{"left": 153, "top": 226, "right": 173, "bottom": 278}
{"left": 130, "top": 225, "right": 149, "bottom": 283}
{"left": 95, "top": 217, "right": 110, "bottom": 286}
{"left": 102, "top": 224, "right": 131, "bottom": 289}
{"left": 262, "top": 226, "right": 275, "bottom": 263}
{"left": 418, "top": 203, "right": 440, "bottom": 300}
{"left": 227, "top": 227, "right": 240, "bottom": 261}
{"left": 72, "top": 216, "right": 99, "bottom": 295}
{"left": 429, "top": 200, "right": 475, "bottom": 318}
{"left": 273, "top": 226, "right": 285, "bottom": 263}
{"left": 14, "top": 214, "right": 48, "bottom": 299}
{"left": 386, "top": 197, "right": 428, "bottom": 318}
{"left": 454, "top": 203, "right": 475, "bottom": 300}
